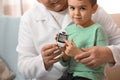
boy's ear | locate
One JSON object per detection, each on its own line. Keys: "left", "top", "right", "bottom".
{"left": 92, "top": 4, "right": 98, "bottom": 14}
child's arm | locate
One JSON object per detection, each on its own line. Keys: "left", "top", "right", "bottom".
{"left": 59, "top": 46, "right": 70, "bottom": 67}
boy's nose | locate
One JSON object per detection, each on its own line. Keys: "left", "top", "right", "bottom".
{"left": 75, "top": 9, "right": 80, "bottom": 15}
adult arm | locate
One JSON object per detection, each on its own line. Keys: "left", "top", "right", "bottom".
{"left": 16, "top": 13, "right": 61, "bottom": 79}
{"left": 16, "top": 13, "right": 48, "bottom": 79}
{"left": 93, "top": 6, "right": 120, "bottom": 66}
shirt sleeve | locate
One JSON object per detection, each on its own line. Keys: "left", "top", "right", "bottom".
{"left": 92, "top": 6, "right": 120, "bottom": 66}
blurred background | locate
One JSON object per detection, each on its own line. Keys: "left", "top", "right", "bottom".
{"left": 0, "top": 0, "right": 37, "bottom": 16}
{"left": 0, "top": 0, "right": 120, "bottom": 17}
{"left": 0, "top": 0, "right": 120, "bottom": 80}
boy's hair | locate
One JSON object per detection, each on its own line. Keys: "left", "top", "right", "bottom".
{"left": 89, "top": 0, "right": 97, "bottom": 7}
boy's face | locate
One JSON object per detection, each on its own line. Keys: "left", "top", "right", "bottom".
{"left": 68, "top": 0, "right": 97, "bottom": 27}
{"left": 38, "top": 0, "right": 68, "bottom": 12}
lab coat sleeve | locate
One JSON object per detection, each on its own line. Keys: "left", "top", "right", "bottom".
{"left": 16, "top": 12, "right": 48, "bottom": 79}
{"left": 93, "top": 6, "right": 120, "bottom": 66}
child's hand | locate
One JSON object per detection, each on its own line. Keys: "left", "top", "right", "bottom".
{"left": 64, "top": 39, "right": 82, "bottom": 57}
{"left": 57, "top": 45, "right": 70, "bottom": 62}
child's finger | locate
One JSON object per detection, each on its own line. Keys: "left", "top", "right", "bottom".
{"left": 64, "top": 40, "right": 69, "bottom": 46}
{"left": 70, "top": 39, "right": 75, "bottom": 46}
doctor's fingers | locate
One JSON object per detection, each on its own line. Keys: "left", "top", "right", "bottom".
{"left": 75, "top": 52, "right": 100, "bottom": 68}
{"left": 45, "top": 57, "right": 61, "bottom": 66}
{"left": 74, "top": 51, "right": 90, "bottom": 61}
{"left": 77, "top": 55, "right": 96, "bottom": 68}
{"left": 84, "top": 59, "right": 100, "bottom": 68}
{"left": 41, "top": 44, "right": 58, "bottom": 52}
{"left": 41, "top": 44, "right": 58, "bottom": 57}
{"left": 44, "top": 50, "right": 62, "bottom": 64}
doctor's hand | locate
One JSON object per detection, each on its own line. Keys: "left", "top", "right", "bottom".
{"left": 41, "top": 44, "right": 62, "bottom": 70}
{"left": 74, "top": 46, "right": 115, "bottom": 68}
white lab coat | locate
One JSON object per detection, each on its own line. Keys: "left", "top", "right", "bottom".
{"left": 16, "top": 3, "right": 120, "bottom": 80}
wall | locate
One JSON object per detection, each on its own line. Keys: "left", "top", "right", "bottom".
{"left": 98, "top": 0, "right": 120, "bottom": 14}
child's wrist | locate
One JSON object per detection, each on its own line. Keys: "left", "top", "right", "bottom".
{"left": 61, "top": 54, "right": 70, "bottom": 62}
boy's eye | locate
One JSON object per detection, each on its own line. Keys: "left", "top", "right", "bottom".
{"left": 69, "top": 6, "right": 75, "bottom": 10}
{"left": 80, "top": 7, "right": 86, "bottom": 10}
